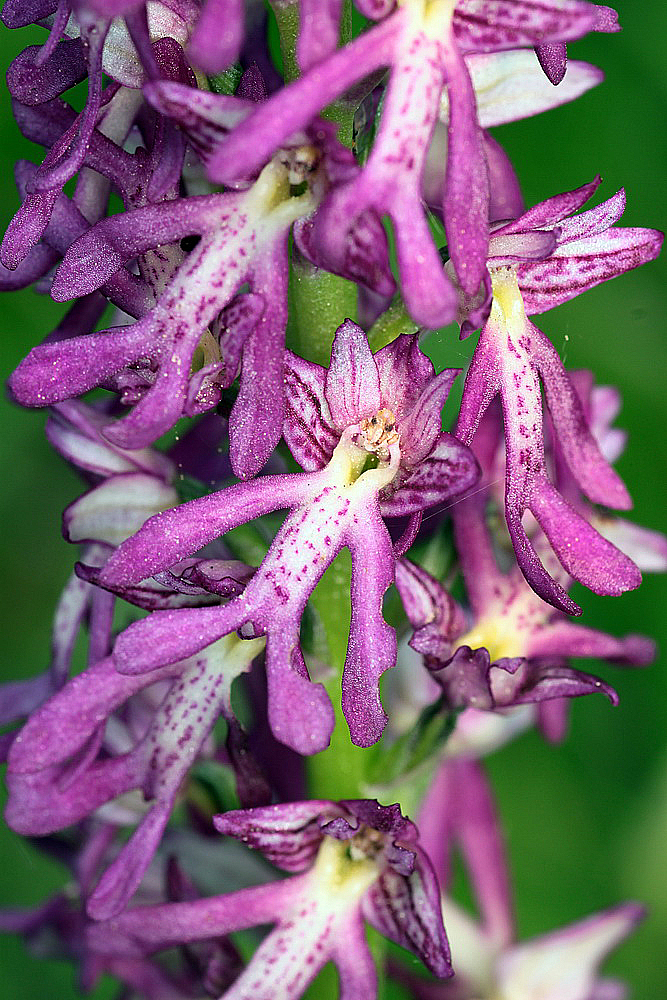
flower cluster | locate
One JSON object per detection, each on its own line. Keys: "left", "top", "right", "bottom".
{"left": 1, "top": 2, "right": 663, "bottom": 999}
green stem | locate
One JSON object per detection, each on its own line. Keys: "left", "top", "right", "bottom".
{"left": 305, "top": 550, "right": 369, "bottom": 799}
{"left": 286, "top": 254, "right": 359, "bottom": 365}
{"left": 367, "top": 298, "right": 418, "bottom": 352}
{"left": 270, "top": 1, "right": 301, "bottom": 83}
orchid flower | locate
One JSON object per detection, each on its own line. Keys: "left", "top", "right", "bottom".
{"left": 86, "top": 799, "right": 451, "bottom": 999}
{"left": 455, "top": 180, "right": 663, "bottom": 611}
{"left": 200, "top": 1, "right": 616, "bottom": 327}
{"left": 6, "top": 621, "right": 267, "bottom": 921}
{"left": 406, "top": 758, "right": 642, "bottom": 1000}
{"left": 93, "top": 322, "right": 478, "bottom": 754}
{"left": 395, "top": 492, "right": 654, "bottom": 724}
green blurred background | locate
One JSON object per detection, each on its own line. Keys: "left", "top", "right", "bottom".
{"left": 0, "top": 4, "right": 665, "bottom": 998}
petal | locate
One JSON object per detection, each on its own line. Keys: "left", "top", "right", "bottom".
{"left": 213, "top": 801, "right": 336, "bottom": 871}
{"left": 63, "top": 473, "right": 179, "bottom": 547}
{"left": 453, "top": 0, "right": 604, "bottom": 52}
{"left": 143, "top": 80, "right": 254, "bottom": 162}
{"left": 463, "top": 51, "right": 602, "bottom": 128}
{"left": 382, "top": 434, "right": 479, "bottom": 518}
{"left": 229, "top": 244, "right": 288, "bottom": 478}
{"left": 111, "top": 603, "right": 243, "bottom": 675}
{"left": 342, "top": 509, "right": 396, "bottom": 747}
{"left": 265, "top": 632, "right": 336, "bottom": 755}
{"left": 498, "top": 176, "right": 601, "bottom": 235}
{"left": 399, "top": 368, "right": 461, "bottom": 468}
{"left": 297, "top": 0, "right": 344, "bottom": 72}
{"left": 5, "top": 754, "right": 141, "bottom": 835}
{"left": 519, "top": 226, "right": 664, "bottom": 314}
{"left": 99, "top": 471, "right": 317, "bottom": 588}
{"left": 530, "top": 476, "right": 642, "bottom": 598}
{"left": 530, "top": 321, "right": 631, "bottom": 509}
{"left": 86, "top": 879, "right": 302, "bottom": 957}
{"left": 7, "top": 38, "right": 86, "bottom": 105}
{"left": 497, "top": 903, "right": 644, "bottom": 1000}
{"left": 331, "top": 913, "right": 379, "bottom": 1000}
{"left": 283, "top": 351, "right": 338, "bottom": 472}
{"left": 325, "top": 320, "right": 381, "bottom": 427}
{"left": 188, "top": 0, "right": 244, "bottom": 75}
{"left": 7, "top": 657, "right": 175, "bottom": 774}
{"left": 364, "top": 845, "right": 451, "bottom": 977}
{"left": 51, "top": 194, "right": 229, "bottom": 300}
{"left": 8, "top": 319, "right": 153, "bottom": 408}
{"left": 442, "top": 36, "right": 489, "bottom": 295}
{"left": 526, "top": 624, "right": 655, "bottom": 664}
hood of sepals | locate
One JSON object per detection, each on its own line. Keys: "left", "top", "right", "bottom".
{"left": 284, "top": 328, "right": 455, "bottom": 482}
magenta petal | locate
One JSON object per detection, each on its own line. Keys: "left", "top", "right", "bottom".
{"left": 383, "top": 433, "right": 479, "bottom": 518}
{"left": 265, "top": 632, "right": 335, "bottom": 755}
{"left": 485, "top": 132, "right": 525, "bottom": 223}
{"left": 112, "top": 604, "right": 241, "bottom": 674}
{"left": 445, "top": 759, "right": 515, "bottom": 945}
{"left": 342, "top": 512, "right": 396, "bottom": 747}
{"left": 283, "top": 351, "right": 338, "bottom": 472}
{"left": 87, "top": 802, "right": 173, "bottom": 920}
{"left": 325, "top": 320, "right": 381, "bottom": 426}
{"left": 213, "top": 801, "right": 334, "bottom": 871}
{"left": 8, "top": 320, "right": 151, "bottom": 407}
{"left": 453, "top": 0, "right": 604, "bottom": 52}
{"left": 519, "top": 226, "right": 664, "bottom": 315}
{"left": 143, "top": 80, "right": 254, "bottom": 162}
{"left": 442, "top": 36, "right": 489, "bottom": 295}
{"left": 7, "top": 38, "right": 86, "bottom": 105}
{"left": 51, "top": 195, "right": 226, "bottom": 300}
{"left": 297, "top": 0, "right": 344, "bottom": 71}
{"left": 87, "top": 879, "right": 300, "bottom": 957}
{"left": 527, "top": 624, "right": 655, "bottom": 664}
{"left": 530, "top": 476, "right": 641, "bottom": 597}
{"left": 363, "top": 846, "right": 451, "bottom": 978}
{"left": 331, "top": 914, "right": 379, "bottom": 1000}
{"left": 5, "top": 754, "right": 140, "bottom": 835}
{"left": 398, "top": 368, "right": 461, "bottom": 467}
{"left": 188, "top": 0, "right": 244, "bottom": 74}
{"left": 499, "top": 176, "right": 601, "bottom": 235}
{"left": 531, "top": 321, "right": 631, "bottom": 509}
{"left": 228, "top": 246, "right": 288, "bottom": 479}
{"left": 535, "top": 40, "right": 567, "bottom": 84}
{"left": 7, "top": 657, "right": 172, "bottom": 774}
{"left": 100, "top": 472, "right": 315, "bottom": 588}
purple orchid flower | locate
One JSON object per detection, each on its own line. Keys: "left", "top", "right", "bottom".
{"left": 0, "top": 820, "right": 236, "bottom": 1000}
{"left": 204, "top": 0, "right": 619, "bottom": 327}
{"left": 453, "top": 181, "right": 663, "bottom": 612}
{"left": 395, "top": 488, "right": 654, "bottom": 724}
{"left": 6, "top": 613, "right": 267, "bottom": 920}
{"left": 86, "top": 798, "right": 451, "bottom": 998}
{"left": 93, "top": 322, "right": 478, "bottom": 754}
{"left": 1, "top": 39, "right": 194, "bottom": 275}
{"left": 407, "top": 758, "right": 642, "bottom": 1000}
{"left": 8, "top": 154, "right": 318, "bottom": 474}
{"left": 1, "top": 0, "right": 194, "bottom": 262}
